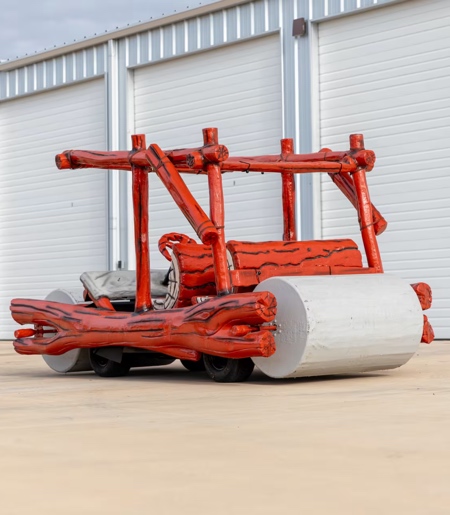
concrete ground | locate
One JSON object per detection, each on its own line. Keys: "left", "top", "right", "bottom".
{"left": 1, "top": 342, "right": 450, "bottom": 515}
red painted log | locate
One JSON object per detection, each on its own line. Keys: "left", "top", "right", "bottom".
{"left": 221, "top": 148, "right": 374, "bottom": 168}
{"left": 131, "top": 134, "right": 152, "bottom": 312}
{"left": 348, "top": 135, "right": 383, "bottom": 273}
{"left": 230, "top": 265, "right": 378, "bottom": 288}
{"left": 411, "top": 282, "right": 432, "bottom": 311}
{"left": 329, "top": 172, "right": 387, "bottom": 236}
{"left": 55, "top": 149, "right": 374, "bottom": 175}
{"left": 203, "top": 128, "right": 232, "bottom": 296}
{"left": 281, "top": 138, "right": 296, "bottom": 241}
{"left": 352, "top": 169, "right": 382, "bottom": 272}
{"left": 421, "top": 315, "right": 434, "bottom": 344}
{"left": 11, "top": 291, "right": 277, "bottom": 360}
{"left": 170, "top": 243, "right": 217, "bottom": 307}
{"left": 225, "top": 150, "right": 348, "bottom": 164}
{"left": 166, "top": 238, "right": 364, "bottom": 299}
{"left": 228, "top": 239, "right": 362, "bottom": 270}
{"left": 145, "top": 144, "right": 219, "bottom": 246}
{"left": 168, "top": 143, "right": 229, "bottom": 167}
{"left": 56, "top": 144, "right": 229, "bottom": 172}
{"left": 219, "top": 160, "right": 359, "bottom": 174}
{"left": 92, "top": 297, "right": 115, "bottom": 310}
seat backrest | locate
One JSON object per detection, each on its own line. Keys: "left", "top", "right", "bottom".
{"left": 227, "top": 239, "right": 362, "bottom": 272}
{"left": 166, "top": 237, "right": 363, "bottom": 307}
{"left": 80, "top": 269, "right": 168, "bottom": 301}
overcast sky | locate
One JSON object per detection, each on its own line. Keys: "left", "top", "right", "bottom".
{"left": 0, "top": 0, "right": 218, "bottom": 61}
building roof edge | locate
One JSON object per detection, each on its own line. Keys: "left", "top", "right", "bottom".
{"left": 0, "top": 0, "right": 248, "bottom": 71}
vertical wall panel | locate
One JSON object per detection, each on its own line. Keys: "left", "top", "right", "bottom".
{"left": 186, "top": 18, "right": 198, "bottom": 52}
{"left": 225, "top": 8, "right": 239, "bottom": 41}
{"left": 0, "top": 79, "right": 108, "bottom": 338}
{"left": 127, "top": 36, "right": 139, "bottom": 67}
{"left": 175, "top": 22, "right": 186, "bottom": 55}
{"left": 134, "top": 35, "right": 283, "bottom": 269}
{"left": 239, "top": 3, "right": 253, "bottom": 38}
{"left": 212, "top": 11, "right": 226, "bottom": 45}
{"left": 200, "top": 15, "right": 212, "bottom": 48}
{"left": 319, "top": 0, "right": 450, "bottom": 337}
{"left": 163, "top": 26, "right": 174, "bottom": 58}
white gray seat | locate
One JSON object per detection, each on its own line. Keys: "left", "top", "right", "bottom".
{"left": 80, "top": 270, "right": 168, "bottom": 301}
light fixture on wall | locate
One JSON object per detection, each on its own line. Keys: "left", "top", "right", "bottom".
{"left": 292, "top": 18, "right": 306, "bottom": 37}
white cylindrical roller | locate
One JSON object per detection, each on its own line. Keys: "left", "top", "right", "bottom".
{"left": 253, "top": 274, "right": 423, "bottom": 379}
{"left": 42, "top": 289, "right": 92, "bottom": 373}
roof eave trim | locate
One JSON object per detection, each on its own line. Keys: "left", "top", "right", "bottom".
{"left": 0, "top": 0, "right": 249, "bottom": 71}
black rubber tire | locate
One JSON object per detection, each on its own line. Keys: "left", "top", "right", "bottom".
{"left": 181, "top": 359, "right": 206, "bottom": 372}
{"left": 89, "top": 349, "right": 131, "bottom": 377}
{"left": 203, "top": 355, "right": 254, "bottom": 383}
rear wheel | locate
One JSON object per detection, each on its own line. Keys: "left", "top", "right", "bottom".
{"left": 203, "top": 355, "right": 254, "bottom": 383}
{"left": 181, "top": 359, "right": 206, "bottom": 372}
{"left": 42, "top": 290, "right": 92, "bottom": 373}
{"left": 89, "top": 349, "right": 130, "bottom": 377}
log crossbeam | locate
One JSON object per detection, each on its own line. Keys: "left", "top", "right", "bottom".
{"left": 55, "top": 131, "right": 383, "bottom": 278}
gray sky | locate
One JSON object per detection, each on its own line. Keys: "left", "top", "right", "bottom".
{"left": 0, "top": 0, "right": 218, "bottom": 61}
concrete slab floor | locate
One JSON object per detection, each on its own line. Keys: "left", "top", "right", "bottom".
{"left": 0, "top": 342, "right": 449, "bottom": 515}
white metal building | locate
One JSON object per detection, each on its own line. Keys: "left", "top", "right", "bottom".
{"left": 0, "top": 0, "right": 449, "bottom": 338}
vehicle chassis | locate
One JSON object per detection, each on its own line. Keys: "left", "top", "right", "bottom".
{"left": 10, "top": 129, "right": 434, "bottom": 379}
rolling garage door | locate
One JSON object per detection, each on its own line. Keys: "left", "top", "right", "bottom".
{"left": 134, "top": 35, "right": 283, "bottom": 268}
{"left": 0, "top": 79, "right": 108, "bottom": 338}
{"left": 319, "top": 0, "right": 450, "bottom": 338}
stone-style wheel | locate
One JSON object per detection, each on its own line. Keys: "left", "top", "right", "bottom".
{"left": 89, "top": 349, "right": 130, "bottom": 377}
{"left": 42, "top": 289, "right": 92, "bottom": 373}
{"left": 181, "top": 359, "right": 206, "bottom": 372}
{"left": 203, "top": 355, "right": 254, "bottom": 383}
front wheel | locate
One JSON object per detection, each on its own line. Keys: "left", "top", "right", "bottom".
{"left": 89, "top": 349, "right": 130, "bottom": 377}
{"left": 203, "top": 355, "right": 254, "bottom": 383}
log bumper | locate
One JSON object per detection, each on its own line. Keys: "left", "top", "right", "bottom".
{"left": 10, "top": 291, "right": 277, "bottom": 360}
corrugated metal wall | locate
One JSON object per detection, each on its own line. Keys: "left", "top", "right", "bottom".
{"left": 0, "top": 79, "right": 108, "bottom": 338}
{"left": 0, "top": 0, "right": 401, "bottom": 102}
{"left": 0, "top": 0, "right": 405, "bottom": 340}
{"left": 318, "top": 0, "right": 450, "bottom": 337}
{"left": 0, "top": 45, "right": 106, "bottom": 100}
{"left": 124, "top": 1, "right": 280, "bottom": 67}
{"left": 133, "top": 35, "right": 283, "bottom": 268}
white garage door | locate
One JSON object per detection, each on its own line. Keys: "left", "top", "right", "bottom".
{"left": 134, "top": 35, "right": 283, "bottom": 268}
{"left": 0, "top": 79, "right": 108, "bottom": 339}
{"left": 319, "top": 0, "right": 450, "bottom": 338}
